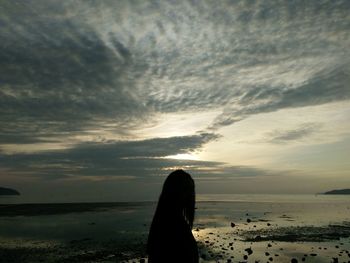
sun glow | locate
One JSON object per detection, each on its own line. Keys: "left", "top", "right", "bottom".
{"left": 165, "top": 153, "right": 200, "bottom": 161}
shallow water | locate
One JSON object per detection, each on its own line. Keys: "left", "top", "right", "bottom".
{"left": 0, "top": 194, "right": 349, "bottom": 262}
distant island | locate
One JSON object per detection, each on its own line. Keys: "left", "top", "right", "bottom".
{"left": 324, "top": 189, "right": 350, "bottom": 195}
{"left": 0, "top": 187, "right": 20, "bottom": 195}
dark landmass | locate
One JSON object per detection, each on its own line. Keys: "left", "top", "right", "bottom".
{"left": 0, "top": 202, "right": 154, "bottom": 217}
{"left": 0, "top": 187, "right": 20, "bottom": 196}
{"left": 324, "top": 189, "right": 350, "bottom": 195}
{"left": 243, "top": 222, "right": 350, "bottom": 242}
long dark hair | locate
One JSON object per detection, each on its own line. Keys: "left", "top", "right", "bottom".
{"left": 149, "top": 169, "right": 196, "bottom": 229}
{"left": 147, "top": 170, "right": 197, "bottom": 262}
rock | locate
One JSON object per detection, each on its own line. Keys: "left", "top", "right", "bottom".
{"left": 247, "top": 218, "right": 251, "bottom": 223}
{"left": 243, "top": 255, "right": 248, "bottom": 260}
{"left": 244, "top": 248, "right": 253, "bottom": 255}
{"left": 231, "top": 222, "right": 236, "bottom": 228}
{"left": 291, "top": 259, "right": 298, "bottom": 263}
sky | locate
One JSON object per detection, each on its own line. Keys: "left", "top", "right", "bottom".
{"left": 0, "top": 0, "right": 349, "bottom": 202}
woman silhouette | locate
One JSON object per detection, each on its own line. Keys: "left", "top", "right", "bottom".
{"left": 147, "top": 169, "right": 199, "bottom": 263}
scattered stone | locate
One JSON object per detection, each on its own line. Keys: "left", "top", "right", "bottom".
{"left": 247, "top": 219, "right": 251, "bottom": 223}
{"left": 231, "top": 222, "right": 236, "bottom": 228}
{"left": 291, "top": 259, "right": 298, "bottom": 263}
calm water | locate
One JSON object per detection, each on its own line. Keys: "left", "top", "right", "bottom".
{"left": 0, "top": 194, "right": 349, "bottom": 262}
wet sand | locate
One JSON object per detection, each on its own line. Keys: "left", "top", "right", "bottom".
{"left": 1, "top": 195, "right": 349, "bottom": 262}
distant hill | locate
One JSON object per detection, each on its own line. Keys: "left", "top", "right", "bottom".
{"left": 0, "top": 187, "right": 20, "bottom": 195}
{"left": 324, "top": 189, "right": 350, "bottom": 195}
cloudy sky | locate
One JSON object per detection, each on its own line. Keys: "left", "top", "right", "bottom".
{"left": 1, "top": 0, "right": 349, "bottom": 202}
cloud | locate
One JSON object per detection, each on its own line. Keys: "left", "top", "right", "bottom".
{"left": 209, "top": 64, "right": 350, "bottom": 130}
{"left": 0, "top": 2, "right": 152, "bottom": 143}
{"left": 0, "top": 133, "right": 220, "bottom": 179}
{"left": 1, "top": 0, "right": 350, "bottom": 145}
{"left": 0, "top": 131, "right": 287, "bottom": 182}
{"left": 0, "top": 0, "right": 349, "bottom": 192}
{"left": 266, "top": 123, "right": 322, "bottom": 144}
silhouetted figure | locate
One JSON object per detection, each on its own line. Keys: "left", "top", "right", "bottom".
{"left": 147, "top": 170, "right": 199, "bottom": 263}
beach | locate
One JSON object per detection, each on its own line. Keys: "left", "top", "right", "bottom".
{"left": 0, "top": 194, "right": 349, "bottom": 263}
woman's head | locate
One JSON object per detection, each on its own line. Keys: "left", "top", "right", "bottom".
{"left": 155, "top": 169, "right": 195, "bottom": 228}
{"left": 147, "top": 170, "right": 198, "bottom": 261}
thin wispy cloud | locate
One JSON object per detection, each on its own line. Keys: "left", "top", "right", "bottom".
{"left": 266, "top": 123, "right": 322, "bottom": 144}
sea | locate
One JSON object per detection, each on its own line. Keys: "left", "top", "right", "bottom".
{"left": 0, "top": 194, "right": 349, "bottom": 263}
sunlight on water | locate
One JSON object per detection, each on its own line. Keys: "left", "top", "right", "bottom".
{"left": 0, "top": 195, "right": 349, "bottom": 262}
